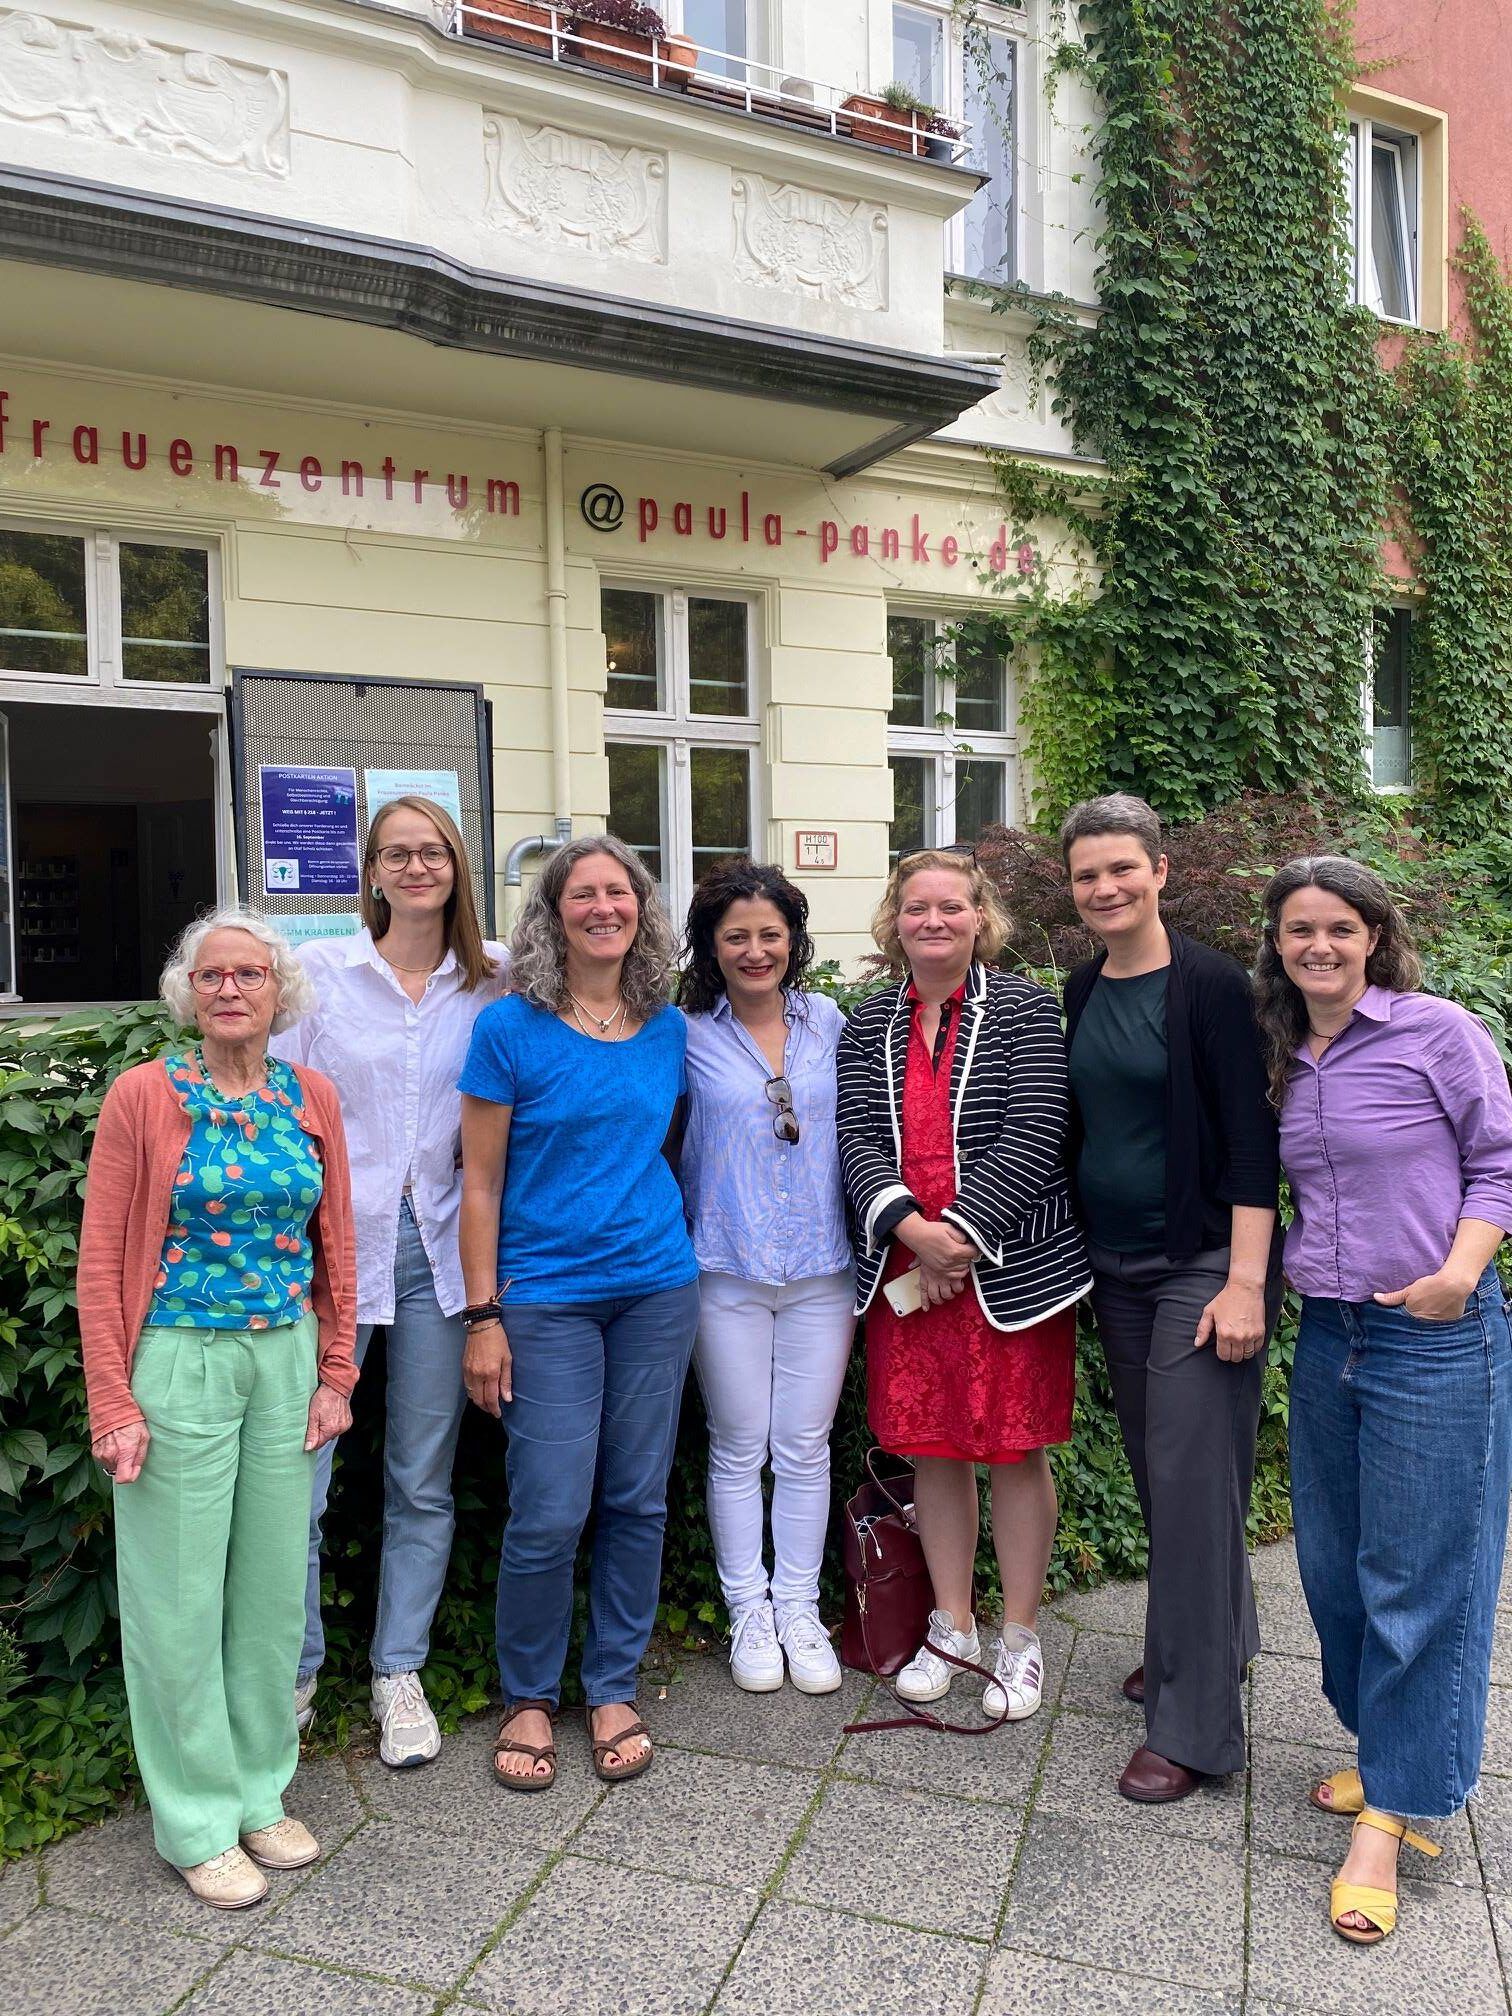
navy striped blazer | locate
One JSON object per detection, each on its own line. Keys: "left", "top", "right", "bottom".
{"left": 836, "top": 962, "right": 1091, "bottom": 1332}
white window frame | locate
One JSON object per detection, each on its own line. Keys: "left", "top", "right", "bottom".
{"left": 602, "top": 583, "right": 762, "bottom": 925}
{"left": 1348, "top": 118, "right": 1420, "bottom": 327}
{"left": 886, "top": 611, "right": 1018, "bottom": 858}
{"left": 1365, "top": 605, "right": 1414, "bottom": 794}
{"left": 0, "top": 518, "right": 225, "bottom": 703}
{"left": 672, "top": 0, "right": 772, "bottom": 80}
{"left": 891, "top": 0, "right": 1024, "bottom": 284}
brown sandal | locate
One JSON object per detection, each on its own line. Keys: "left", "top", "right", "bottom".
{"left": 587, "top": 1705, "right": 654, "bottom": 1784}
{"left": 493, "top": 1700, "right": 557, "bottom": 1794}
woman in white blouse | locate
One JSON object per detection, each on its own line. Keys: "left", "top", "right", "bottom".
{"left": 272, "top": 794, "right": 507, "bottom": 1766}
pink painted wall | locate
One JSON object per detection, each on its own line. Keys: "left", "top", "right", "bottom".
{"left": 1352, "top": 0, "right": 1512, "bottom": 333}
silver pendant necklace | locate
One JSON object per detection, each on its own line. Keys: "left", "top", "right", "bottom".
{"left": 568, "top": 991, "right": 627, "bottom": 1040}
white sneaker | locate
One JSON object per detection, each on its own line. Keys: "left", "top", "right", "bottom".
{"left": 240, "top": 1816, "right": 320, "bottom": 1870}
{"left": 983, "top": 1622, "right": 1045, "bottom": 1721}
{"left": 370, "top": 1671, "right": 441, "bottom": 1768}
{"left": 894, "top": 1608, "right": 981, "bottom": 1703}
{"left": 294, "top": 1673, "right": 317, "bottom": 1735}
{"left": 178, "top": 1845, "right": 268, "bottom": 1910}
{"left": 729, "top": 1599, "right": 785, "bottom": 1692}
{"left": 775, "top": 1603, "right": 843, "bottom": 1695}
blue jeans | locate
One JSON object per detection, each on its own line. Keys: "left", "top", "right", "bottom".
{"left": 1290, "top": 1264, "right": 1512, "bottom": 1819}
{"left": 300, "top": 1199, "right": 467, "bottom": 1680}
{"left": 495, "top": 1281, "right": 700, "bottom": 1709}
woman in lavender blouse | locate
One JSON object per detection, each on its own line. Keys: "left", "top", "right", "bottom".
{"left": 678, "top": 860, "right": 853, "bottom": 1697}
{"left": 1256, "top": 856, "right": 1512, "bottom": 1948}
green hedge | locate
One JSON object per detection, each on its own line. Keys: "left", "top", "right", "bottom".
{"left": 2, "top": 801, "right": 1505, "bottom": 1852}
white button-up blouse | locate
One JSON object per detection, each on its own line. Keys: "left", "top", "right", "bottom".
{"left": 270, "top": 928, "right": 509, "bottom": 1323}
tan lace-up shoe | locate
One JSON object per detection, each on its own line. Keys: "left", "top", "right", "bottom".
{"left": 240, "top": 1817, "right": 320, "bottom": 1869}
{"left": 178, "top": 1845, "right": 269, "bottom": 1909}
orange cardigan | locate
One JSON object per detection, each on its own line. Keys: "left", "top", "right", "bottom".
{"left": 78, "top": 1056, "right": 359, "bottom": 1440}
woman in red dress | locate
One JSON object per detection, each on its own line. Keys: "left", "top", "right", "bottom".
{"left": 837, "top": 851, "right": 1090, "bottom": 1718}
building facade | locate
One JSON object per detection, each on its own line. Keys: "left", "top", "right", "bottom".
{"left": 0, "top": 0, "right": 1101, "bottom": 1001}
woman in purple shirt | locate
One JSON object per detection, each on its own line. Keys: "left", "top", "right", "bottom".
{"left": 1256, "top": 855, "right": 1512, "bottom": 1948}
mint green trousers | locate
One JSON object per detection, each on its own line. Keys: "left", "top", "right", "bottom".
{"left": 113, "top": 1314, "right": 317, "bottom": 1868}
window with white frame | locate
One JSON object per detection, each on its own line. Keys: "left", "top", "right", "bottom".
{"left": 892, "top": 1, "right": 1019, "bottom": 283}
{"left": 603, "top": 585, "right": 760, "bottom": 924}
{"left": 1370, "top": 606, "right": 1413, "bottom": 789}
{"left": 0, "top": 523, "right": 220, "bottom": 691}
{"left": 676, "top": 0, "right": 769, "bottom": 81}
{"left": 886, "top": 612, "right": 1016, "bottom": 862}
{"left": 1347, "top": 119, "right": 1419, "bottom": 324}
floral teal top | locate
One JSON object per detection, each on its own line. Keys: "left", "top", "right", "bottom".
{"left": 147, "top": 1051, "right": 324, "bottom": 1331}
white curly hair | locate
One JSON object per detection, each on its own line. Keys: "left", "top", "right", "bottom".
{"left": 159, "top": 904, "right": 316, "bottom": 1034}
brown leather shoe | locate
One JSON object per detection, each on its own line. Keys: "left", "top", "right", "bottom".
{"left": 1118, "top": 1745, "right": 1202, "bottom": 1803}
{"left": 1121, "top": 1663, "right": 1145, "bottom": 1705}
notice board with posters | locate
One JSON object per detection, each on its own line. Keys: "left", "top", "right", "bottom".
{"left": 230, "top": 670, "right": 494, "bottom": 932}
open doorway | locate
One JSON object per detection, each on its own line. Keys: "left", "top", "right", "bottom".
{"left": 3, "top": 701, "right": 219, "bottom": 1003}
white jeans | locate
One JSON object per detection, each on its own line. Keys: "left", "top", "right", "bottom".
{"left": 693, "top": 1268, "right": 855, "bottom": 1614}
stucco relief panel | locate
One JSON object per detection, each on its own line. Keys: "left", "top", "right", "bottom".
{"left": 984, "top": 337, "right": 1048, "bottom": 425}
{"left": 0, "top": 11, "right": 289, "bottom": 174}
{"left": 731, "top": 175, "right": 888, "bottom": 311}
{"left": 483, "top": 117, "right": 667, "bottom": 264}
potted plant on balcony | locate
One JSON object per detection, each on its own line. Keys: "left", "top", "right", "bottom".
{"left": 840, "top": 80, "right": 924, "bottom": 155}
{"left": 567, "top": 0, "right": 694, "bottom": 86}
{"left": 924, "top": 111, "right": 964, "bottom": 162}
{"left": 461, "top": 0, "right": 561, "bottom": 52}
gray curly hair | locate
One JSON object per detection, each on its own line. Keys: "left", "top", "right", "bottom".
{"left": 159, "top": 904, "right": 316, "bottom": 1034}
{"left": 509, "top": 834, "right": 676, "bottom": 1020}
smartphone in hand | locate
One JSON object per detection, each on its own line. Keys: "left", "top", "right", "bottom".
{"left": 882, "top": 1267, "right": 925, "bottom": 1318}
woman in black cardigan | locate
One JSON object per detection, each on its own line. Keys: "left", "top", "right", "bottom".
{"left": 1061, "top": 795, "right": 1280, "bottom": 1803}
{"left": 837, "top": 851, "right": 1089, "bottom": 1720}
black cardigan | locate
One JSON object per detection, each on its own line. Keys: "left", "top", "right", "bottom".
{"left": 837, "top": 963, "right": 1091, "bottom": 1331}
{"left": 1062, "top": 929, "right": 1279, "bottom": 1263}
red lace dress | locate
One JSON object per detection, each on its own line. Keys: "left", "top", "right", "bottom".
{"left": 866, "top": 991, "right": 1076, "bottom": 1464}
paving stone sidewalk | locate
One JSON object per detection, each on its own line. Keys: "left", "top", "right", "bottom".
{"left": 10, "top": 1537, "right": 1512, "bottom": 2015}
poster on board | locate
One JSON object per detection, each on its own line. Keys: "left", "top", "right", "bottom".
{"left": 364, "top": 768, "right": 464, "bottom": 829}
{"left": 260, "top": 765, "right": 360, "bottom": 896}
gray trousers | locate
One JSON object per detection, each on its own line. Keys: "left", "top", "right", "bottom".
{"left": 1088, "top": 1243, "right": 1280, "bottom": 1777}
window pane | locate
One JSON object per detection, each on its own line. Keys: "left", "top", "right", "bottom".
{"left": 607, "top": 741, "right": 666, "bottom": 883}
{"left": 683, "top": 0, "right": 748, "bottom": 77}
{"left": 954, "top": 756, "right": 1006, "bottom": 842}
{"left": 953, "top": 629, "right": 1006, "bottom": 733}
{"left": 893, "top": 5, "right": 943, "bottom": 105}
{"left": 604, "top": 589, "right": 665, "bottom": 712}
{"left": 0, "top": 529, "right": 88, "bottom": 678}
{"left": 963, "top": 28, "right": 1015, "bottom": 281}
{"left": 120, "top": 543, "right": 211, "bottom": 685}
{"left": 1370, "top": 140, "right": 1413, "bottom": 321}
{"left": 887, "top": 614, "right": 935, "bottom": 727}
{"left": 1372, "top": 608, "right": 1412, "bottom": 788}
{"left": 690, "top": 746, "right": 750, "bottom": 874}
{"left": 889, "top": 754, "right": 929, "bottom": 864}
{"left": 688, "top": 598, "right": 749, "bottom": 717}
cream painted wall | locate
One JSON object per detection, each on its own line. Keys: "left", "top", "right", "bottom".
{"left": 0, "top": 359, "right": 1087, "bottom": 963}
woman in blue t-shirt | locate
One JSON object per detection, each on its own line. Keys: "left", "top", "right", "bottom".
{"left": 458, "top": 835, "right": 698, "bottom": 1794}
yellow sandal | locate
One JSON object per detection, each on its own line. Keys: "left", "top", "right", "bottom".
{"left": 1310, "top": 1764, "right": 1364, "bottom": 1816}
{"left": 1330, "top": 1808, "right": 1442, "bottom": 1945}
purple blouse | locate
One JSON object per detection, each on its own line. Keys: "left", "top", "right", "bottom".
{"left": 1280, "top": 985, "right": 1512, "bottom": 1301}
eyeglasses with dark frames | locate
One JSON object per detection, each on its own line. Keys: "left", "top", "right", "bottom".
{"left": 374, "top": 843, "right": 454, "bottom": 871}
{"left": 764, "top": 1074, "right": 801, "bottom": 1145}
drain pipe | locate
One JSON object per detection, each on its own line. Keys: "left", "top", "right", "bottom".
{"left": 502, "top": 427, "right": 575, "bottom": 925}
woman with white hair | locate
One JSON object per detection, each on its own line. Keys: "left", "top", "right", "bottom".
{"left": 78, "top": 906, "right": 358, "bottom": 1909}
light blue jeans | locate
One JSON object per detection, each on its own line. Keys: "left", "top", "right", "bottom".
{"left": 1290, "top": 1264, "right": 1512, "bottom": 1819}
{"left": 299, "top": 1199, "right": 467, "bottom": 1681}
{"left": 494, "top": 1282, "right": 700, "bottom": 1709}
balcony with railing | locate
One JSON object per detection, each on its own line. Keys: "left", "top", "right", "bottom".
{"left": 445, "top": 2, "right": 975, "bottom": 164}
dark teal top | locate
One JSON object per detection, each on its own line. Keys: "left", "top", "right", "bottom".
{"left": 147, "top": 1051, "right": 323, "bottom": 1329}
{"left": 1068, "top": 967, "right": 1169, "bottom": 1254}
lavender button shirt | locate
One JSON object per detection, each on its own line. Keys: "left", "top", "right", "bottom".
{"left": 1280, "top": 984, "right": 1512, "bottom": 1301}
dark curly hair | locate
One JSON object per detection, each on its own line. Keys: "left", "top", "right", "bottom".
{"left": 677, "top": 857, "right": 815, "bottom": 1014}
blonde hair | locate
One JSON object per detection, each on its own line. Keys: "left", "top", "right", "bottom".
{"left": 871, "top": 849, "right": 1013, "bottom": 973}
{"left": 362, "top": 795, "right": 496, "bottom": 991}
{"left": 160, "top": 905, "right": 315, "bottom": 1034}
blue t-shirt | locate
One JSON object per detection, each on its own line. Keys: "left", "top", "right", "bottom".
{"left": 458, "top": 995, "right": 697, "bottom": 1304}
